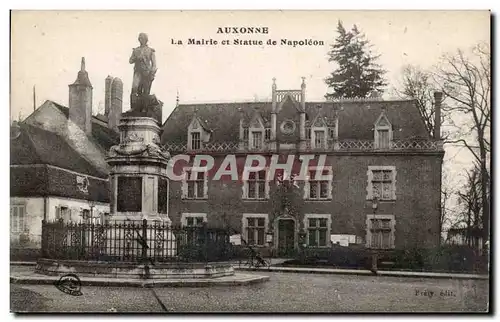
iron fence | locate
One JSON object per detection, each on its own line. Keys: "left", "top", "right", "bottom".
{"left": 40, "top": 219, "right": 232, "bottom": 263}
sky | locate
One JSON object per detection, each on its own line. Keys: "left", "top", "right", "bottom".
{"left": 10, "top": 10, "right": 491, "bottom": 224}
{"left": 11, "top": 11, "right": 489, "bottom": 120}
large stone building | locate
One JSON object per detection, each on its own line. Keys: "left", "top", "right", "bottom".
{"left": 10, "top": 59, "right": 121, "bottom": 250}
{"left": 161, "top": 79, "right": 445, "bottom": 255}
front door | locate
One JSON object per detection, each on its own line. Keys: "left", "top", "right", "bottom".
{"left": 277, "top": 219, "right": 295, "bottom": 257}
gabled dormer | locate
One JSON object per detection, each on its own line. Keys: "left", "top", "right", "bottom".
{"left": 309, "top": 106, "right": 328, "bottom": 149}
{"left": 374, "top": 110, "right": 392, "bottom": 149}
{"left": 247, "top": 107, "right": 266, "bottom": 150}
{"left": 187, "top": 113, "right": 211, "bottom": 150}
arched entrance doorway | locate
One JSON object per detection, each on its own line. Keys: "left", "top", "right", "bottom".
{"left": 274, "top": 216, "right": 297, "bottom": 257}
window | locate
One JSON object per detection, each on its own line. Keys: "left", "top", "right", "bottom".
{"left": 314, "top": 130, "right": 325, "bottom": 148}
{"left": 304, "top": 214, "right": 331, "bottom": 247}
{"left": 242, "top": 214, "right": 267, "bottom": 246}
{"left": 366, "top": 215, "right": 395, "bottom": 249}
{"left": 367, "top": 166, "right": 396, "bottom": 200}
{"left": 10, "top": 205, "right": 26, "bottom": 233}
{"left": 191, "top": 132, "right": 201, "bottom": 150}
{"left": 181, "top": 213, "right": 207, "bottom": 227}
{"left": 265, "top": 128, "right": 271, "bottom": 140}
{"left": 181, "top": 213, "right": 207, "bottom": 245}
{"left": 251, "top": 131, "right": 263, "bottom": 149}
{"left": 56, "top": 206, "right": 71, "bottom": 222}
{"left": 374, "top": 114, "right": 392, "bottom": 149}
{"left": 182, "top": 169, "right": 207, "bottom": 199}
{"left": 376, "top": 129, "right": 390, "bottom": 149}
{"left": 243, "top": 128, "right": 249, "bottom": 141}
{"left": 305, "top": 169, "right": 332, "bottom": 200}
{"left": 243, "top": 170, "right": 268, "bottom": 200}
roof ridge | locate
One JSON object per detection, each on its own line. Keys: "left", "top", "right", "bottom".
{"left": 176, "top": 98, "right": 415, "bottom": 107}
{"left": 47, "top": 100, "right": 112, "bottom": 123}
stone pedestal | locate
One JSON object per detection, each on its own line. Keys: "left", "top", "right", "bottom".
{"left": 106, "top": 114, "right": 175, "bottom": 256}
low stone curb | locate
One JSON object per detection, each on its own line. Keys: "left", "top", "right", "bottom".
{"left": 10, "top": 273, "right": 270, "bottom": 288}
{"left": 235, "top": 267, "right": 489, "bottom": 280}
{"left": 10, "top": 261, "right": 37, "bottom": 266}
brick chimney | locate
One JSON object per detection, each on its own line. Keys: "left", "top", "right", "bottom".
{"left": 105, "top": 76, "right": 123, "bottom": 131}
{"left": 69, "top": 57, "right": 93, "bottom": 135}
{"left": 433, "top": 91, "right": 443, "bottom": 139}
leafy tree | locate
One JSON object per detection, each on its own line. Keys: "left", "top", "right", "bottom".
{"left": 325, "top": 21, "right": 387, "bottom": 99}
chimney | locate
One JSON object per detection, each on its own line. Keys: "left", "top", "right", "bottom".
{"left": 104, "top": 75, "right": 113, "bottom": 116}
{"left": 107, "top": 77, "right": 123, "bottom": 131}
{"left": 69, "top": 57, "right": 93, "bottom": 135}
{"left": 271, "top": 78, "right": 277, "bottom": 113}
{"left": 300, "top": 77, "right": 306, "bottom": 110}
{"left": 433, "top": 91, "right": 443, "bottom": 139}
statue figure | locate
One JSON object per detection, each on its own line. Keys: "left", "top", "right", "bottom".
{"left": 129, "top": 33, "right": 157, "bottom": 97}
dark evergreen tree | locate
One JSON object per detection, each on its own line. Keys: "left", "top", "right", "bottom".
{"left": 325, "top": 21, "right": 387, "bottom": 99}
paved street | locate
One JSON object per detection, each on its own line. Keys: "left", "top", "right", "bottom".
{"left": 11, "top": 271, "right": 489, "bottom": 313}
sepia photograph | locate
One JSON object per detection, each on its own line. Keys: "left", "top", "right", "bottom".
{"left": 9, "top": 10, "right": 491, "bottom": 313}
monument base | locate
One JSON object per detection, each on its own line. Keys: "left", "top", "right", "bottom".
{"left": 35, "top": 259, "right": 235, "bottom": 279}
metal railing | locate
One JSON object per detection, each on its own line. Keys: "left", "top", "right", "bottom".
{"left": 163, "top": 139, "right": 443, "bottom": 154}
{"left": 40, "top": 219, "right": 231, "bottom": 263}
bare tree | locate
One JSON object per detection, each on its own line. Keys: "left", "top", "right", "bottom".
{"left": 439, "top": 170, "right": 455, "bottom": 243}
{"left": 454, "top": 165, "right": 483, "bottom": 249}
{"left": 394, "top": 65, "right": 437, "bottom": 137}
{"left": 433, "top": 43, "right": 490, "bottom": 252}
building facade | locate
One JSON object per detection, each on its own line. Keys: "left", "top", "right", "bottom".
{"left": 10, "top": 58, "right": 121, "bottom": 249}
{"left": 161, "top": 79, "right": 445, "bottom": 255}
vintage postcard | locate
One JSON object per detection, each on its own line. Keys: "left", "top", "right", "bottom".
{"left": 9, "top": 10, "right": 490, "bottom": 313}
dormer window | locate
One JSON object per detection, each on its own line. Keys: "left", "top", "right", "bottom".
{"left": 191, "top": 132, "right": 201, "bottom": 150}
{"left": 374, "top": 112, "right": 392, "bottom": 149}
{"left": 377, "top": 129, "right": 390, "bottom": 148}
{"left": 188, "top": 116, "right": 210, "bottom": 151}
{"left": 314, "top": 130, "right": 325, "bottom": 148}
{"left": 310, "top": 114, "right": 328, "bottom": 149}
{"left": 247, "top": 110, "right": 265, "bottom": 151}
{"left": 251, "top": 131, "right": 263, "bottom": 149}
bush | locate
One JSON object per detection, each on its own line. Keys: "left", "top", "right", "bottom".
{"left": 388, "top": 245, "right": 486, "bottom": 273}
{"left": 283, "top": 245, "right": 371, "bottom": 269}
{"left": 177, "top": 240, "right": 233, "bottom": 262}
{"left": 282, "top": 245, "right": 488, "bottom": 273}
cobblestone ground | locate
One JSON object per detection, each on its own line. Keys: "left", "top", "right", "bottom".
{"left": 11, "top": 271, "right": 489, "bottom": 313}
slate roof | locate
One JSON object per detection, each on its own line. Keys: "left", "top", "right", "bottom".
{"left": 10, "top": 122, "right": 107, "bottom": 178}
{"left": 51, "top": 101, "right": 120, "bottom": 151}
{"left": 161, "top": 98, "right": 430, "bottom": 144}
